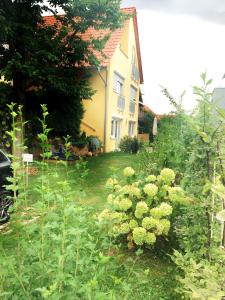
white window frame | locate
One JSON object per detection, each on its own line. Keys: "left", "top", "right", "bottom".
{"left": 129, "top": 85, "right": 137, "bottom": 114}
{"left": 131, "top": 47, "right": 140, "bottom": 81}
{"left": 113, "top": 72, "right": 124, "bottom": 95}
{"left": 111, "top": 118, "right": 121, "bottom": 139}
{"left": 128, "top": 121, "right": 135, "bottom": 137}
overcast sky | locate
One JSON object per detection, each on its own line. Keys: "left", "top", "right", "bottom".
{"left": 122, "top": 0, "right": 225, "bottom": 113}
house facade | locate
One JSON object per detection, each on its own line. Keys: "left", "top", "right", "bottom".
{"left": 80, "top": 7, "right": 144, "bottom": 152}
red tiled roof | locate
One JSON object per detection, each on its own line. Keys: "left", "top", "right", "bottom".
{"left": 43, "top": 7, "right": 143, "bottom": 83}
{"left": 142, "top": 105, "right": 174, "bottom": 120}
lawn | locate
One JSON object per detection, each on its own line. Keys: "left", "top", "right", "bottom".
{"left": 1, "top": 152, "right": 179, "bottom": 299}
{"left": 54, "top": 152, "right": 178, "bottom": 298}
{"left": 84, "top": 152, "right": 137, "bottom": 207}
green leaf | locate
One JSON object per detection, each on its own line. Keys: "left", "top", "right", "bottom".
{"left": 216, "top": 210, "right": 225, "bottom": 222}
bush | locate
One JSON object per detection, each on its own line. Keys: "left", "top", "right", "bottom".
{"left": 119, "top": 136, "right": 141, "bottom": 154}
{"left": 87, "top": 135, "right": 102, "bottom": 153}
{"left": 72, "top": 132, "right": 88, "bottom": 149}
{"left": 99, "top": 167, "right": 187, "bottom": 249}
{"left": 172, "top": 250, "right": 225, "bottom": 299}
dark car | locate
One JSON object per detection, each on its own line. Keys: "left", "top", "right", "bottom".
{"left": 0, "top": 150, "right": 13, "bottom": 224}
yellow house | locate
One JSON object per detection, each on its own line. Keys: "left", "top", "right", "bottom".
{"left": 80, "top": 7, "right": 144, "bottom": 152}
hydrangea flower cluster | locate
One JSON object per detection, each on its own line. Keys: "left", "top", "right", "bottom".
{"left": 143, "top": 183, "right": 158, "bottom": 197}
{"left": 135, "top": 201, "right": 149, "bottom": 218}
{"left": 160, "top": 168, "right": 175, "bottom": 184}
{"left": 119, "top": 198, "right": 132, "bottom": 211}
{"left": 146, "top": 175, "right": 156, "bottom": 183}
{"left": 123, "top": 167, "right": 135, "bottom": 177}
{"left": 150, "top": 202, "right": 173, "bottom": 219}
{"left": 99, "top": 167, "right": 186, "bottom": 248}
{"left": 123, "top": 185, "right": 142, "bottom": 199}
{"left": 168, "top": 187, "right": 186, "bottom": 204}
{"left": 105, "top": 178, "right": 118, "bottom": 189}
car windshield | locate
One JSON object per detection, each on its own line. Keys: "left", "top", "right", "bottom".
{"left": 0, "top": 151, "right": 8, "bottom": 163}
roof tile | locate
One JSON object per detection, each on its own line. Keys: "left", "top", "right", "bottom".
{"left": 43, "top": 7, "right": 143, "bottom": 82}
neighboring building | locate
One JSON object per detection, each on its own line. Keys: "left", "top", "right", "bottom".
{"left": 80, "top": 7, "right": 143, "bottom": 152}
{"left": 44, "top": 7, "right": 143, "bottom": 152}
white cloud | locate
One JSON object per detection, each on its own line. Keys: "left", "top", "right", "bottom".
{"left": 122, "top": 0, "right": 225, "bottom": 25}
{"left": 136, "top": 10, "right": 225, "bottom": 113}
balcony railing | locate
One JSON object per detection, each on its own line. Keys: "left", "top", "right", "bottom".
{"left": 129, "top": 101, "right": 135, "bottom": 114}
{"left": 117, "top": 95, "right": 125, "bottom": 110}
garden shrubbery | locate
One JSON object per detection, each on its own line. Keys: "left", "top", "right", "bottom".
{"left": 99, "top": 166, "right": 187, "bottom": 249}
{"left": 135, "top": 73, "right": 225, "bottom": 298}
{"left": 0, "top": 104, "right": 179, "bottom": 299}
{"left": 119, "top": 136, "right": 141, "bottom": 154}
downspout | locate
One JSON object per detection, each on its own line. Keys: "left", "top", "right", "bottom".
{"left": 97, "top": 67, "right": 108, "bottom": 152}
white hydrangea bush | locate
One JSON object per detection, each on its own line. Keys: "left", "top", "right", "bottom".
{"left": 98, "top": 167, "right": 187, "bottom": 249}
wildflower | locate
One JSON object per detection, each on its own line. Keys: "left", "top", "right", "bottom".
{"left": 160, "top": 168, "right": 175, "bottom": 184}
{"left": 146, "top": 175, "right": 156, "bottom": 183}
{"left": 123, "top": 167, "right": 135, "bottom": 177}
{"left": 129, "top": 219, "right": 138, "bottom": 229}
{"left": 133, "top": 227, "right": 146, "bottom": 245}
{"left": 119, "top": 198, "right": 132, "bottom": 211}
{"left": 143, "top": 183, "right": 158, "bottom": 197}
{"left": 135, "top": 201, "right": 148, "bottom": 219}
{"left": 145, "top": 232, "right": 156, "bottom": 245}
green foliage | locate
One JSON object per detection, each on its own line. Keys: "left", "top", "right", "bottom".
{"left": 72, "top": 132, "right": 88, "bottom": 149}
{"left": 119, "top": 136, "right": 141, "bottom": 154}
{"left": 0, "top": 106, "right": 180, "bottom": 299}
{"left": 135, "top": 73, "right": 225, "bottom": 297}
{"left": 99, "top": 167, "right": 187, "bottom": 249}
{"left": 173, "top": 250, "right": 225, "bottom": 300}
{"left": 138, "top": 112, "right": 154, "bottom": 134}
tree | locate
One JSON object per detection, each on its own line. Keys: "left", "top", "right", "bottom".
{"left": 0, "top": 0, "right": 125, "bottom": 137}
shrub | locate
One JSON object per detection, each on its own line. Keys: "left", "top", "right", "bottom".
{"left": 119, "top": 136, "right": 140, "bottom": 154}
{"left": 99, "top": 167, "right": 187, "bottom": 249}
{"left": 72, "top": 132, "right": 88, "bottom": 149}
{"left": 87, "top": 135, "right": 102, "bottom": 153}
{"left": 172, "top": 250, "right": 225, "bottom": 299}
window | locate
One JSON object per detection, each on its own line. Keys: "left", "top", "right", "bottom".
{"left": 117, "top": 95, "right": 125, "bottom": 110}
{"left": 113, "top": 72, "right": 124, "bottom": 95}
{"left": 111, "top": 118, "right": 121, "bottom": 139}
{"left": 128, "top": 121, "right": 135, "bottom": 137}
{"left": 115, "top": 81, "right": 123, "bottom": 94}
{"left": 114, "top": 72, "right": 125, "bottom": 110}
{"left": 130, "top": 86, "right": 137, "bottom": 102}
{"left": 131, "top": 47, "right": 140, "bottom": 81}
{"left": 129, "top": 86, "right": 137, "bottom": 114}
